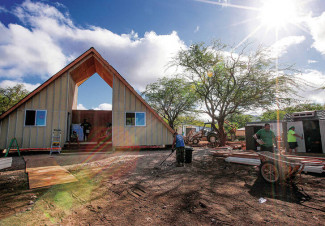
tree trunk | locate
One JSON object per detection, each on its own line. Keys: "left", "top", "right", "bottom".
{"left": 169, "top": 120, "right": 175, "bottom": 130}
{"left": 217, "top": 120, "right": 227, "bottom": 146}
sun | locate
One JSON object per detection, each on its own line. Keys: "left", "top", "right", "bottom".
{"left": 259, "top": 0, "right": 299, "bottom": 29}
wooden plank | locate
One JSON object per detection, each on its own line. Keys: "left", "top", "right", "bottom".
{"left": 24, "top": 156, "right": 59, "bottom": 173}
{"left": 23, "top": 156, "right": 78, "bottom": 189}
{"left": 28, "top": 168, "right": 78, "bottom": 189}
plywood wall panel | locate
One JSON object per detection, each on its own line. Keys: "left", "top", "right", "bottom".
{"left": 5, "top": 113, "right": 14, "bottom": 148}
{"left": 0, "top": 117, "right": 9, "bottom": 148}
{"left": 15, "top": 109, "right": 24, "bottom": 147}
{"left": 135, "top": 97, "right": 142, "bottom": 112}
{"left": 125, "top": 88, "right": 131, "bottom": 111}
{"left": 130, "top": 92, "right": 136, "bottom": 111}
{"left": 54, "top": 79, "right": 61, "bottom": 111}
{"left": 118, "top": 82, "right": 125, "bottom": 113}
{"left": 59, "top": 111, "right": 66, "bottom": 144}
{"left": 157, "top": 118, "right": 163, "bottom": 145}
{"left": 146, "top": 111, "right": 152, "bottom": 145}
{"left": 29, "top": 127, "right": 38, "bottom": 147}
{"left": 47, "top": 83, "right": 54, "bottom": 111}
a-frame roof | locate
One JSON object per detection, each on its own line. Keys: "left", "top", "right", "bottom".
{"left": 0, "top": 48, "right": 174, "bottom": 134}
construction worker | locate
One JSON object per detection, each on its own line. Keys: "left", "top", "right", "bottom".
{"left": 287, "top": 126, "right": 303, "bottom": 155}
{"left": 81, "top": 119, "right": 92, "bottom": 142}
{"left": 172, "top": 131, "right": 185, "bottom": 167}
{"left": 253, "top": 123, "right": 276, "bottom": 152}
{"left": 69, "top": 130, "right": 80, "bottom": 147}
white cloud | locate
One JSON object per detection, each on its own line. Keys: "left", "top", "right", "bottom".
{"left": 295, "top": 69, "right": 325, "bottom": 104}
{"left": 0, "top": 80, "right": 40, "bottom": 92}
{"left": 77, "top": 104, "right": 87, "bottom": 110}
{"left": 307, "top": 12, "right": 325, "bottom": 55}
{"left": 0, "top": 6, "right": 9, "bottom": 13}
{"left": 0, "top": 0, "right": 186, "bottom": 90}
{"left": 269, "top": 36, "right": 306, "bottom": 58}
{"left": 93, "top": 103, "right": 112, "bottom": 110}
{"left": 194, "top": 26, "right": 200, "bottom": 33}
{"left": 307, "top": 59, "right": 318, "bottom": 64}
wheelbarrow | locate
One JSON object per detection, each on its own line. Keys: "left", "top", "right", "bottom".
{"left": 257, "top": 151, "right": 305, "bottom": 184}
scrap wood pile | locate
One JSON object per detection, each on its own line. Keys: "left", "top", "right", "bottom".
{"left": 212, "top": 149, "right": 325, "bottom": 174}
{"left": 190, "top": 140, "right": 245, "bottom": 149}
{"left": 225, "top": 141, "right": 246, "bottom": 150}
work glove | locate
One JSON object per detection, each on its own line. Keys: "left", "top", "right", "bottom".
{"left": 171, "top": 148, "right": 175, "bottom": 153}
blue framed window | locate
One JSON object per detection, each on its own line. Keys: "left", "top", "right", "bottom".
{"left": 135, "top": 112, "right": 146, "bottom": 126}
{"left": 125, "top": 112, "right": 146, "bottom": 126}
{"left": 25, "top": 110, "right": 47, "bottom": 126}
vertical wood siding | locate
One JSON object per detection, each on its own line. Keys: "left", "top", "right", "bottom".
{"left": 112, "top": 76, "right": 173, "bottom": 147}
{"left": 0, "top": 72, "right": 72, "bottom": 149}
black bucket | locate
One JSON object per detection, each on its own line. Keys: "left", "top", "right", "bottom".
{"left": 185, "top": 147, "right": 193, "bottom": 163}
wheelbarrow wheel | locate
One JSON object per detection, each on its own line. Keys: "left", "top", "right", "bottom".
{"left": 260, "top": 161, "right": 280, "bottom": 183}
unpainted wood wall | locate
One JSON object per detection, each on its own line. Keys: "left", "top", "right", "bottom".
{"left": 0, "top": 72, "right": 76, "bottom": 149}
{"left": 112, "top": 75, "right": 173, "bottom": 146}
{"left": 0, "top": 71, "right": 173, "bottom": 149}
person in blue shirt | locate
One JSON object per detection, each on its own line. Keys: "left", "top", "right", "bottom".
{"left": 172, "top": 131, "right": 185, "bottom": 167}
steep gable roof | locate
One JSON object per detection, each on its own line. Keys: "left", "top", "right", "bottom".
{"left": 0, "top": 48, "right": 174, "bottom": 134}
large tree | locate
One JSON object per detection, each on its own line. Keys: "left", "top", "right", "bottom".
{"left": 174, "top": 41, "right": 298, "bottom": 146}
{"left": 0, "top": 84, "right": 29, "bottom": 115}
{"left": 227, "top": 113, "right": 254, "bottom": 129}
{"left": 142, "top": 77, "right": 197, "bottom": 129}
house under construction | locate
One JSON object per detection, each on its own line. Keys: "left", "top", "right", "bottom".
{"left": 0, "top": 48, "right": 174, "bottom": 150}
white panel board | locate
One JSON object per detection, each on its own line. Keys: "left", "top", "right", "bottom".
{"left": 0, "top": 157, "right": 12, "bottom": 170}
{"left": 319, "top": 120, "right": 325, "bottom": 154}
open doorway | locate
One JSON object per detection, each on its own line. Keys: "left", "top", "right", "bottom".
{"left": 70, "top": 73, "right": 113, "bottom": 144}
{"left": 245, "top": 125, "right": 263, "bottom": 150}
{"left": 303, "top": 120, "right": 323, "bottom": 153}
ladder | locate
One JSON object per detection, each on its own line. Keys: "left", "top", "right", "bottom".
{"left": 50, "top": 129, "right": 62, "bottom": 155}
{"left": 5, "top": 138, "right": 21, "bottom": 157}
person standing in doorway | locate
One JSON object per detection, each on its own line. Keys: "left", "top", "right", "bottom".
{"left": 81, "top": 119, "right": 92, "bottom": 142}
{"left": 172, "top": 131, "right": 185, "bottom": 167}
{"left": 287, "top": 126, "right": 303, "bottom": 155}
{"left": 253, "top": 123, "right": 276, "bottom": 152}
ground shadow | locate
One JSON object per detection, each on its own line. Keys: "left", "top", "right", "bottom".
{"left": 247, "top": 176, "right": 311, "bottom": 204}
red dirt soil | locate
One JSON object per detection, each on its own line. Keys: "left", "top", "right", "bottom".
{"left": 0, "top": 148, "right": 324, "bottom": 225}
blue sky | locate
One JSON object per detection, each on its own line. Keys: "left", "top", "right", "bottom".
{"left": 1, "top": 0, "right": 325, "bottom": 113}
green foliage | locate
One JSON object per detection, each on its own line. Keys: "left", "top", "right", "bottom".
{"left": 227, "top": 114, "right": 254, "bottom": 128}
{"left": 0, "top": 84, "right": 29, "bottom": 115}
{"left": 173, "top": 40, "right": 299, "bottom": 145}
{"left": 284, "top": 103, "right": 324, "bottom": 114}
{"left": 259, "top": 103, "right": 325, "bottom": 121}
{"left": 174, "top": 115, "right": 205, "bottom": 128}
{"left": 142, "top": 77, "right": 197, "bottom": 129}
{"left": 259, "top": 110, "right": 286, "bottom": 121}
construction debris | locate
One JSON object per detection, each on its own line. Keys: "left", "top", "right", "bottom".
{"left": 225, "top": 157, "right": 261, "bottom": 166}
{"left": 221, "top": 150, "right": 325, "bottom": 174}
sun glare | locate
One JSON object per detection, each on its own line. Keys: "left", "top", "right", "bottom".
{"left": 259, "top": 0, "right": 298, "bottom": 28}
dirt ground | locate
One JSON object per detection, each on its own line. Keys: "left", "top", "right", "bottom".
{"left": 0, "top": 148, "right": 324, "bottom": 225}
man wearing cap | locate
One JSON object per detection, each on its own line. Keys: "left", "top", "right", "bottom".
{"left": 253, "top": 123, "right": 276, "bottom": 152}
{"left": 287, "top": 126, "right": 303, "bottom": 154}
